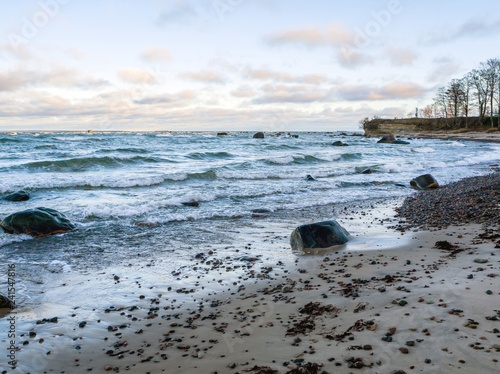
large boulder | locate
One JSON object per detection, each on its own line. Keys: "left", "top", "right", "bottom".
{"left": 3, "top": 190, "right": 30, "bottom": 202}
{"left": 377, "top": 134, "right": 395, "bottom": 143}
{"left": 0, "top": 207, "right": 75, "bottom": 237}
{"left": 410, "top": 174, "right": 439, "bottom": 190}
{"left": 290, "top": 220, "right": 349, "bottom": 250}
{"left": 253, "top": 132, "right": 264, "bottom": 139}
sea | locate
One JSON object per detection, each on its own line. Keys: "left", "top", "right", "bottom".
{"left": 0, "top": 131, "right": 499, "bottom": 332}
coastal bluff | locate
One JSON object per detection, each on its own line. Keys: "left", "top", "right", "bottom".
{"left": 363, "top": 117, "right": 500, "bottom": 136}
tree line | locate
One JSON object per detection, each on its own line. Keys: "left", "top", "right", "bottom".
{"left": 421, "top": 58, "right": 500, "bottom": 128}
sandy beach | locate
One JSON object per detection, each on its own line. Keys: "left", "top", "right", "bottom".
{"left": 4, "top": 191, "right": 499, "bottom": 374}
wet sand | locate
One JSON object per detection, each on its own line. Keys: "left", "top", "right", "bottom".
{"left": 3, "top": 198, "right": 499, "bottom": 374}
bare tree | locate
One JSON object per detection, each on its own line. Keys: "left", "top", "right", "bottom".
{"left": 445, "top": 79, "right": 465, "bottom": 119}
{"left": 480, "top": 59, "right": 500, "bottom": 127}
{"left": 460, "top": 72, "right": 474, "bottom": 128}
{"left": 471, "top": 69, "right": 488, "bottom": 120}
{"left": 434, "top": 87, "right": 448, "bottom": 118}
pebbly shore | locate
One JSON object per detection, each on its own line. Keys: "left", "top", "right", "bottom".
{"left": 394, "top": 173, "right": 500, "bottom": 231}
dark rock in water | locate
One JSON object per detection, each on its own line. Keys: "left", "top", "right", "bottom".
{"left": 217, "top": 132, "right": 228, "bottom": 136}
{"left": 377, "top": 134, "right": 409, "bottom": 144}
{"left": 291, "top": 134, "right": 299, "bottom": 138}
{"left": 252, "top": 208, "right": 271, "bottom": 214}
{"left": 332, "top": 141, "right": 349, "bottom": 146}
{"left": 361, "top": 169, "right": 372, "bottom": 174}
{"left": 0, "top": 294, "right": 14, "bottom": 317}
{"left": 182, "top": 201, "right": 199, "bottom": 207}
{"left": 395, "top": 183, "right": 407, "bottom": 187}
{"left": 252, "top": 213, "right": 269, "bottom": 218}
{"left": 377, "top": 134, "right": 395, "bottom": 143}
{"left": 291, "top": 220, "right": 349, "bottom": 250}
{"left": 410, "top": 174, "right": 439, "bottom": 190}
{"left": 253, "top": 132, "right": 264, "bottom": 139}
{"left": 305, "top": 175, "right": 316, "bottom": 181}
{"left": 3, "top": 190, "right": 30, "bottom": 202}
{"left": 0, "top": 294, "right": 14, "bottom": 309}
{"left": 0, "top": 207, "right": 75, "bottom": 237}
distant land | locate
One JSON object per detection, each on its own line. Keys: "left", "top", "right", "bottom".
{"left": 363, "top": 117, "right": 500, "bottom": 143}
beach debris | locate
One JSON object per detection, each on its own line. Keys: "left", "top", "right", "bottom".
{"left": 410, "top": 174, "right": 439, "bottom": 190}
{"left": 285, "top": 362, "right": 327, "bottom": 374}
{"left": 298, "top": 302, "right": 339, "bottom": 316}
{"left": 2, "top": 190, "right": 30, "bottom": 202}
{"left": 240, "top": 365, "right": 279, "bottom": 373}
{"left": 290, "top": 220, "right": 349, "bottom": 250}
{"left": 0, "top": 207, "right": 75, "bottom": 237}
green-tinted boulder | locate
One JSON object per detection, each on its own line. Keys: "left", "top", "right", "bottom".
{"left": 410, "top": 174, "right": 439, "bottom": 190}
{"left": 1, "top": 207, "right": 75, "bottom": 237}
{"left": 3, "top": 190, "right": 30, "bottom": 202}
{"left": 291, "top": 220, "right": 349, "bottom": 250}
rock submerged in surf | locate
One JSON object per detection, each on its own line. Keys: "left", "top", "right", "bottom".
{"left": 410, "top": 174, "right": 439, "bottom": 190}
{"left": 377, "top": 134, "right": 410, "bottom": 144}
{"left": 0, "top": 207, "right": 75, "bottom": 237}
{"left": 253, "top": 132, "right": 264, "bottom": 139}
{"left": 290, "top": 220, "right": 349, "bottom": 250}
{"left": 2, "top": 190, "right": 30, "bottom": 202}
{"left": 332, "top": 141, "right": 349, "bottom": 146}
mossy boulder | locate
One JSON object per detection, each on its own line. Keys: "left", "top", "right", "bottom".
{"left": 410, "top": 174, "right": 439, "bottom": 190}
{"left": 0, "top": 207, "right": 75, "bottom": 237}
{"left": 3, "top": 190, "right": 30, "bottom": 202}
{"left": 291, "top": 220, "right": 349, "bottom": 250}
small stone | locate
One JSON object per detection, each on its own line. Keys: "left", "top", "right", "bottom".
{"left": 363, "top": 344, "right": 372, "bottom": 350}
{"left": 406, "top": 341, "right": 415, "bottom": 347}
{"left": 399, "top": 347, "right": 409, "bottom": 354}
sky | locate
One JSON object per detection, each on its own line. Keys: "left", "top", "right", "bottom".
{"left": 1, "top": 0, "right": 500, "bottom": 132}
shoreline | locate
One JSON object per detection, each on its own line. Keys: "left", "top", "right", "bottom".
{"left": 2, "top": 196, "right": 499, "bottom": 374}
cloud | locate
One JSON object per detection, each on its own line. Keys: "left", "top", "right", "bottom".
{"left": 336, "top": 82, "right": 425, "bottom": 101}
{"left": 117, "top": 68, "right": 158, "bottom": 84}
{"left": 427, "top": 60, "right": 461, "bottom": 83}
{"left": 133, "top": 90, "right": 196, "bottom": 105}
{"left": 231, "top": 85, "right": 256, "bottom": 98}
{"left": 156, "top": 1, "right": 210, "bottom": 26}
{"left": 180, "top": 70, "right": 225, "bottom": 83}
{"left": 253, "top": 84, "right": 332, "bottom": 104}
{"left": 386, "top": 47, "right": 417, "bottom": 66}
{"left": 244, "top": 68, "right": 328, "bottom": 85}
{"left": 140, "top": 46, "right": 172, "bottom": 62}
{"left": 0, "top": 43, "right": 34, "bottom": 61}
{"left": 0, "top": 67, "right": 108, "bottom": 91}
{"left": 265, "top": 22, "right": 357, "bottom": 48}
{"left": 337, "top": 48, "right": 373, "bottom": 68}
{"left": 420, "top": 18, "right": 500, "bottom": 45}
